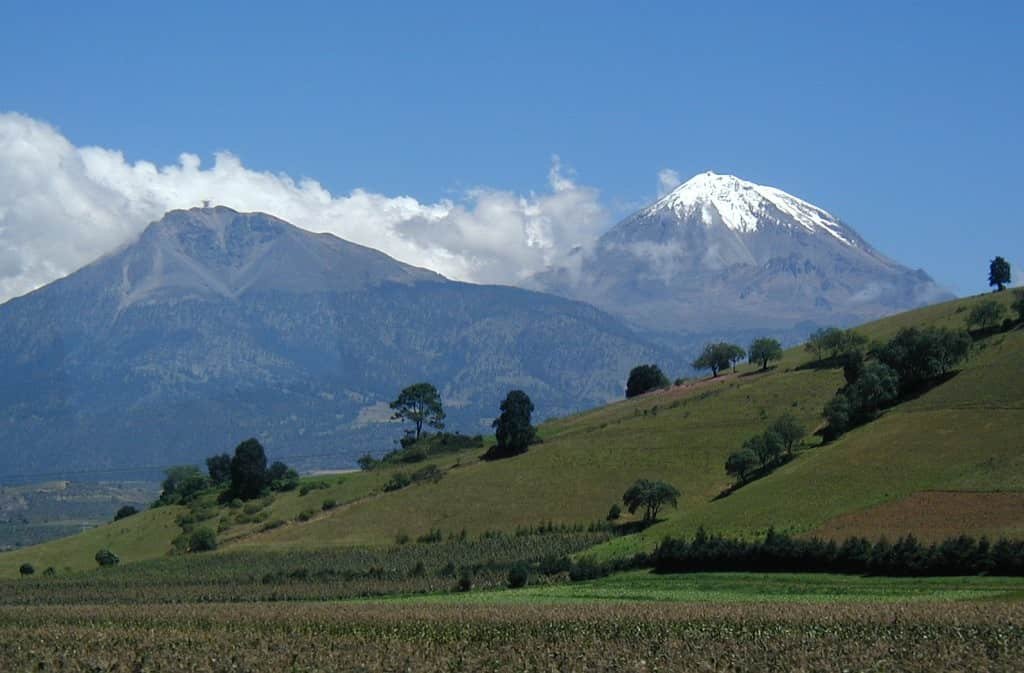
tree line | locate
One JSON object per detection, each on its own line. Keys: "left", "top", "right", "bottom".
{"left": 651, "top": 527, "right": 1024, "bottom": 577}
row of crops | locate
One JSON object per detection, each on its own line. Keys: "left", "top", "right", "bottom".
{"left": 0, "top": 601, "right": 1021, "bottom": 672}
{"left": 0, "top": 530, "right": 611, "bottom": 604}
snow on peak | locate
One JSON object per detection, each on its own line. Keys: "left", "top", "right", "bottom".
{"left": 647, "top": 171, "right": 855, "bottom": 246}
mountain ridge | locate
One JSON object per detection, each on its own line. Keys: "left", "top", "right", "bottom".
{"left": 0, "top": 207, "right": 679, "bottom": 479}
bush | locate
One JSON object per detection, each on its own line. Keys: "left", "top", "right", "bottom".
{"left": 95, "top": 549, "right": 120, "bottom": 567}
{"left": 456, "top": 569, "right": 474, "bottom": 592}
{"left": 383, "top": 472, "right": 412, "bottom": 492}
{"left": 417, "top": 528, "right": 443, "bottom": 544}
{"left": 507, "top": 563, "right": 530, "bottom": 588}
{"left": 321, "top": 499, "right": 337, "bottom": 511}
{"left": 296, "top": 509, "right": 315, "bottom": 523}
{"left": 18, "top": 563, "right": 34, "bottom": 577}
{"left": 113, "top": 505, "right": 139, "bottom": 521}
{"left": 189, "top": 526, "right": 218, "bottom": 552}
{"left": 410, "top": 465, "right": 443, "bottom": 484}
{"left": 606, "top": 503, "right": 621, "bottom": 521}
{"left": 625, "top": 364, "right": 670, "bottom": 398}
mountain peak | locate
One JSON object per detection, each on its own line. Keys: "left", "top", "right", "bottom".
{"left": 648, "top": 171, "right": 855, "bottom": 246}
{"left": 117, "top": 207, "right": 441, "bottom": 307}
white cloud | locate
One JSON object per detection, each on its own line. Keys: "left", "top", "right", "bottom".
{"left": 657, "top": 168, "right": 681, "bottom": 197}
{"left": 0, "top": 113, "right": 612, "bottom": 302}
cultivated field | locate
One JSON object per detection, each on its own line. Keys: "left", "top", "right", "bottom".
{"left": 0, "top": 600, "right": 1021, "bottom": 672}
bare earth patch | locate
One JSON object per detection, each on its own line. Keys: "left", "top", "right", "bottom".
{"left": 813, "top": 491, "right": 1024, "bottom": 542}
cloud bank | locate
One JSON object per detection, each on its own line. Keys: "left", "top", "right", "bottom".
{"left": 0, "top": 113, "right": 612, "bottom": 302}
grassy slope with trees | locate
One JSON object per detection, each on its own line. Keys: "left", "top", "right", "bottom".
{"left": 1, "top": 291, "right": 1021, "bottom": 577}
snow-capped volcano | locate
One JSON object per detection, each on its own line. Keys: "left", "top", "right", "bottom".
{"left": 649, "top": 171, "right": 856, "bottom": 245}
{"left": 532, "top": 171, "right": 952, "bottom": 336}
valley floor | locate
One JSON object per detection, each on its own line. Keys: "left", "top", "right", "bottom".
{"left": 0, "top": 588, "right": 1021, "bottom": 673}
{"left": 1, "top": 570, "right": 1022, "bottom": 672}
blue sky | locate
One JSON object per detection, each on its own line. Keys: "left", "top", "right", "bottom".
{"left": 1, "top": 1, "right": 1021, "bottom": 296}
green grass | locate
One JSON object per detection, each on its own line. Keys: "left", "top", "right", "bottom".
{"left": 381, "top": 570, "right": 1024, "bottom": 605}
{"left": 0, "top": 505, "right": 185, "bottom": 578}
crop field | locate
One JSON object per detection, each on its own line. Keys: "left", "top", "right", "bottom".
{"left": 0, "top": 601, "right": 1021, "bottom": 672}
{"left": 0, "top": 531, "right": 609, "bottom": 605}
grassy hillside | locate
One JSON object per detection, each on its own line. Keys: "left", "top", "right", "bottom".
{"left": 249, "top": 290, "right": 1023, "bottom": 554}
{"left": 2, "top": 291, "right": 1021, "bottom": 574}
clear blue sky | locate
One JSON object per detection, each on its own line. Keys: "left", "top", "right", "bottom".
{"left": 3, "top": 1, "right": 1021, "bottom": 295}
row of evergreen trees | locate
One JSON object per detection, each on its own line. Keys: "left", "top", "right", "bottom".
{"left": 651, "top": 528, "right": 1024, "bottom": 576}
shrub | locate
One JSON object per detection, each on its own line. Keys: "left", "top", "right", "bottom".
{"left": 606, "top": 504, "right": 621, "bottom": 521}
{"left": 417, "top": 528, "right": 443, "bottom": 544}
{"left": 625, "top": 364, "right": 670, "bottom": 398}
{"left": 383, "top": 472, "right": 411, "bottom": 492}
{"left": 456, "top": 569, "right": 474, "bottom": 592}
{"left": 189, "top": 527, "right": 218, "bottom": 552}
{"left": 321, "top": 499, "right": 337, "bottom": 511}
{"left": 507, "top": 563, "right": 530, "bottom": 588}
{"left": 113, "top": 505, "right": 139, "bottom": 521}
{"left": 410, "top": 465, "right": 443, "bottom": 484}
{"left": 296, "top": 509, "right": 315, "bottom": 523}
{"left": 95, "top": 549, "right": 120, "bottom": 567}
{"left": 18, "top": 563, "right": 34, "bottom": 577}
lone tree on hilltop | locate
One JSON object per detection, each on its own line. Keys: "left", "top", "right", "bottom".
{"left": 693, "top": 342, "right": 742, "bottom": 377}
{"left": 989, "top": 256, "right": 1011, "bottom": 291}
{"left": 748, "top": 337, "right": 783, "bottom": 371}
{"left": 485, "top": 390, "right": 537, "bottom": 460}
{"left": 390, "top": 383, "right": 446, "bottom": 442}
{"left": 967, "top": 300, "right": 1006, "bottom": 330}
{"left": 622, "top": 479, "right": 680, "bottom": 523}
{"left": 625, "top": 364, "right": 670, "bottom": 398}
{"left": 230, "top": 438, "right": 268, "bottom": 500}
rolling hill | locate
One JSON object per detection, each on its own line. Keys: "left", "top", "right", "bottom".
{"left": 1, "top": 290, "right": 1020, "bottom": 577}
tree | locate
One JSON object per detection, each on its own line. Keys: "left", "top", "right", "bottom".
{"left": 189, "top": 526, "right": 218, "bottom": 552}
{"left": 230, "top": 438, "right": 268, "bottom": 500}
{"left": 725, "top": 344, "right": 746, "bottom": 373}
{"left": 206, "top": 453, "right": 232, "bottom": 484}
{"left": 693, "top": 342, "right": 742, "bottom": 377}
{"left": 725, "top": 449, "right": 758, "bottom": 484}
{"left": 744, "top": 431, "right": 783, "bottom": 469}
{"left": 113, "top": 505, "right": 139, "bottom": 521}
{"left": 748, "top": 338, "right": 783, "bottom": 371}
{"left": 967, "top": 300, "right": 1007, "bottom": 330}
{"left": 989, "top": 256, "right": 1011, "bottom": 291}
{"left": 770, "top": 414, "right": 806, "bottom": 456}
{"left": 625, "top": 364, "right": 669, "bottom": 398}
{"left": 875, "top": 327, "right": 970, "bottom": 394}
{"left": 18, "top": 563, "right": 34, "bottom": 578}
{"left": 486, "top": 390, "right": 537, "bottom": 459}
{"left": 622, "top": 479, "right": 680, "bottom": 523}
{"left": 95, "top": 548, "right": 120, "bottom": 567}
{"left": 390, "top": 383, "right": 445, "bottom": 441}
{"left": 606, "top": 503, "right": 621, "bottom": 521}
{"left": 804, "top": 327, "right": 833, "bottom": 362}
{"left": 824, "top": 361, "right": 901, "bottom": 438}
{"left": 157, "top": 466, "right": 209, "bottom": 506}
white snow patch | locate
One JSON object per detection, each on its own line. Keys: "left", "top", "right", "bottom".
{"left": 643, "top": 171, "right": 856, "bottom": 247}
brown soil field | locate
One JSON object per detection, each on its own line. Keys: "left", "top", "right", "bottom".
{"left": 813, "top": 490, "right": 1024, "bottom": 542}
